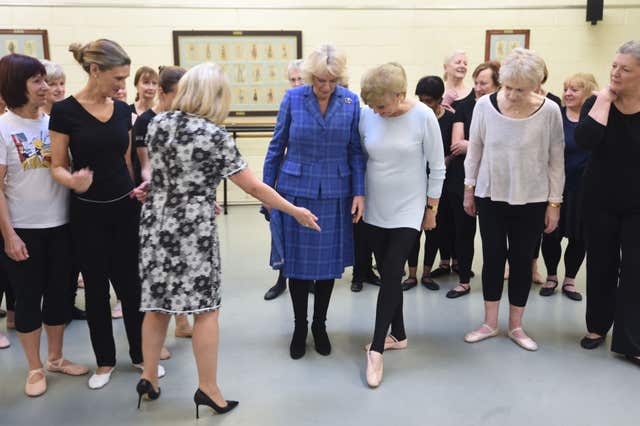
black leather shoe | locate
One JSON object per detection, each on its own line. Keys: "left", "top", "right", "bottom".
{"left": 430, "top": 265, "right": 451, "bottom": 278}
{"left": 364, "top": 273, "right": 382, "bottom": 286}
{"left": 420, "top": 276, "right": 440, "bottom": 291}
{"left": 446, "top": 284, "right": 470, "bottom": 299}
{"left": 72, "top": 306, "right": 87, "bottom": 320}
{"left": 625, "top": 354, "right": 640, "bottom": 367}
{"left": 311, "top": 322, "right": 331, "bottom": 355}
{"left": 580, "top": 335, "right": 605, "bottom": 350}
{"left": 350, "top": 280, "right": 363, "bottom": 292}
{"left": 264, "top": 278, "right": 286, "bottom": 300}
{"left": 401, "top": 277, "right": 417, "bottom": 291}
{"left": 290, "top": 323, "right": 307, "bottom": 359}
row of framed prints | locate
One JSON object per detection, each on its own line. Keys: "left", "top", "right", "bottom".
{"left": 1, "top": 29, "right": 530, "bottom": 116}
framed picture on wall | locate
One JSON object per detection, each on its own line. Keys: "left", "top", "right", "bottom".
{"left": 172, "top": 30, "right": 302, "bottom": 116}
{"left": 484, "top": 29, "right": 530, "bottom": 62}
{"left": 0, "top": 29, "right": 50, "bottom": 59}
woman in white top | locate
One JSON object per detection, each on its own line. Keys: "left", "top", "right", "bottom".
{"left": 359, "top": 63, "right": 445, "bottom": 387}
{"left": 463, "top": 48, "right": 565, "bottom": 351}
{"left": 0, "top": 54, "right": 88, "bottom": 397}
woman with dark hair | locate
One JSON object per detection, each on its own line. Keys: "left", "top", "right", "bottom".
{"left": 0, "top": 53, "right": 88, "bottom": 396}
{"left": 402, "top": 75, "right": 454, "bottom": 291}
{"left": 49, "top": 39, "right": 160, "bottom": 389}
{"left": 575, "top": 40, "right": 640, "bottom": 367}
{"left": 130, "top": 66, "right": 158, "bottom": 116}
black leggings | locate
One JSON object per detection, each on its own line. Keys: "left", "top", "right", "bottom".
{"left": 1, "top": 225, "right": 72, "bottom": 333}
{"left": 0, "top": 262, "right": 14, "bottom": 312}
{"left": 365, "top": 222, "right": 418, "bottom": 353}
{"left": 541, "top": 230, "right": 586, "bottom": 278}
{"left": 441, "top": 190, "right": 476, "bottom": 283}
{"left": 353, "top": 220, "right": 375, "bottom": 281}
{"left": 584, "top": 208, "right": 640, "bottom": 356}
{"left": 289, "top": 279, "right": 334, "bottom": 326}
{"left": 406, "top": 229, "right": 437, "bottom": 270}
{"left": 476, "top": 198, "right": 546, "bottom": 307}
{"left": 71, "top": 196, "right": 144, "bottom": 366}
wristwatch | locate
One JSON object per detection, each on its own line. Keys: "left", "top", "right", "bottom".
{"left": 426, "top": 204, "right": 438, "bottom": 214}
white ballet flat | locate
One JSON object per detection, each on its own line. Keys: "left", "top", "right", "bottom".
{"left": 88, "top": 367, "right": 115, "bottom": 390}
{"left": 132, "top": 363, "right": 166, "bottom": 378}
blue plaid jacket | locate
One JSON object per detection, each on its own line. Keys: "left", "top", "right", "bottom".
{"left": 263, "top": 85, "right": 365, "bottom": 199}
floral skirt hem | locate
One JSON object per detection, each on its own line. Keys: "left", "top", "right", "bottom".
{"left": 139, "top": 304, "right": 221, "bottom": 315}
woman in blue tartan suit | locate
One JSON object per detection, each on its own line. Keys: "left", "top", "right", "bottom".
{"left": 263, "top": 45, "right": 365, "bottom": 359}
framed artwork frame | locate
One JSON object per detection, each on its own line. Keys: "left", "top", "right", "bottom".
{"left": 484, "top": 29, "right": 530, "bottom": 62}
{"left": 173, "top": 30, "right": 302, "bottom": 116}
{"left": 0, "top": 29, "right": 50, "bottom": 59}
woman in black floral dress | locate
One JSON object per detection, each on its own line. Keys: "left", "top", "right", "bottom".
{"left": 134, "top": 63, "right": 319, "bottom": 416}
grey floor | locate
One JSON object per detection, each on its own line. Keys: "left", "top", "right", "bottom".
{"left": 0, "top": 205, "right": 637, "bottom": 426}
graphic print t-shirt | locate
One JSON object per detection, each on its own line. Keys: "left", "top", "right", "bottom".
{"left": 0, "top": 110, "right": 69, "bottom": 228}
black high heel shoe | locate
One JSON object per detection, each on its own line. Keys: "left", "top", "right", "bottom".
{"left": 194, "top": 388, "right": 238, "bottom": 418}
{"left": 136, "top": 379, "right": 161, "bottom": 409}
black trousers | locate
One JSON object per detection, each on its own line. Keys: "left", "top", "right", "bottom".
{"left": 353, "top": 220, "right": 375, "bottom": 280}
{"left": 289, "top": 279, "right": 334, "bottom": 326}
{"left": 71, "top": 196, "right": 144, "bottom": 366}
{"left": 365, "top": 222, "right": 418, "bottom": 353}
{"left": 441, "top": 190, "right": 476, "bottom": 283}
{"left": 585, "top": 208, "right": 640, "bottom": 356}
{"left": 0, "top": 261, "right": 14, "bottom": 312}
{"left": 476, "top": 198, "right": 546, "bottom": 307}
{"left": 1, "top": 225, "right": 72, "bottom": 333}
{"left": 541, "top": 230, "right": 586, "bottom": 278}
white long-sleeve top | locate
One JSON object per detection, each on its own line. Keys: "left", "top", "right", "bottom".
{"left": 464, "top": 95, "right": 565, "bottom": 205}
{"left": 359, "top": 102, "right": 446, "bottom": 231}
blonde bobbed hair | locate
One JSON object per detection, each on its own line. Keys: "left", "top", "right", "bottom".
{"left": 69, "top": 39, "right": 130, "bottom": 73}
{"left": 360, "top": 62, "right": 408, "bottom": 106}
{"left": 301, "top": 44, "right": 348, "bottom": 86}
{"left": 171, "top": 62, "right": 230, "bottom": 124}
{"left": 563, "top": 73, "right": 599, "bottom": 106}
{"left": 499, "top": 48, "right": 546, "bottom": 89}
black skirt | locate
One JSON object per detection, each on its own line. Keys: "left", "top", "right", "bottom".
{"left": 559, "top": 188, "right": 585, "bottom": 241}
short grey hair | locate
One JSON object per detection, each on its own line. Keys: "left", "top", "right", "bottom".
{"left": 301, "top": 44, "right": 348, "bottom": 86}
{"left": 287, "top": 59, "right": 304, "bottom": 75}
{"left": 499, "top": 48, "right": 545, "bottom": 89}
{"left": 40, "top": 59, "right": 65, "bottom": 82}
{"left": 617, "top": 40, "right": 640, "bottom": 62}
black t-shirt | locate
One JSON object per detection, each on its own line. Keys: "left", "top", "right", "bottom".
{"left": 576, "top": 96, "right": 640, "bottom": 212}
{"left": 438, "top": 109, "right": 455, "bottom": 156}
{"left": 451, "top": 89, "right": 475, "bottom": 114}
{"left": 49, "top": 96, "right": 133, "bottom": 201}
{"left": 546, "top": 92, "right": 562, "bottom": 107}
{"left": 131, "top": 109, "right": 157, "bottom": 185}
{"left": 446, "top": 95, "right": 476, "bottom": 193}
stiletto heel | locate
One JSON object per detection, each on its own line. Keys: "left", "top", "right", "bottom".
{"left": 193, "top": 388, "right": 238, "bottom": 418}
{"left": 136, "top": 379, "right": 161, "bottom": 409}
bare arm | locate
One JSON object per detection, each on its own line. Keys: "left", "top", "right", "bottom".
{"left": 50, "top": 130, "right": 93, "bottom": 192}
{"left": 137, "top": 146, "right": 151, "bottom": 183}
{"left": 125, "top": 129, "right": 134, "bottom": 181}
{"left": 230, "top": 167, "right": 320, "bottom": 231}
{"left": 0, "top": 166, "right": 28, "bottom": 261}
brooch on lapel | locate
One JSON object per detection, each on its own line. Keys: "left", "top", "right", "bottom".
{"left": 344, "top": 97, "right": 352, "bottom": 104}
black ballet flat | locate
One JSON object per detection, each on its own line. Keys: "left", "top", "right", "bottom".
{"left": 420, "top": 276, "right": 440, "bottom": 291}
{"left": 401, "top": 277, "right": 418, "bottom": 291}
{"left": 539, "top": 279, "right": 558, "bottom": 297}
{"left": 194, "top": 388, "right": 238, "bottom": 418}
{"left": 580, "top": 335, "right": 605, "bottom": 350}
{"left": 446, "top": 284, "right": 470, "bottom": 299}
{"left": 430, "top": 265, "right": 451, "bottom": 278}
{"left": 561, "top": 284, "right": 583, "bottom": 301}
{"left": 136, "top": 379, "right": 161, "bottom": 409}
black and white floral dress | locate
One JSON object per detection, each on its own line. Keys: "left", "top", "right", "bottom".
{"left": 139, "top": 111, "right": 247, "bottom": 314}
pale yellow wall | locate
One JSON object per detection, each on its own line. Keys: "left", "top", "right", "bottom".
{"left": 0, "top": 1, "right": 638, "bottom": 203}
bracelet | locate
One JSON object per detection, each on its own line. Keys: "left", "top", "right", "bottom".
{"left": 548, "top": 202, "right": 561, "bottom": 208}
{"left": 464, "top": 184, "right": 475, "bottom": 190}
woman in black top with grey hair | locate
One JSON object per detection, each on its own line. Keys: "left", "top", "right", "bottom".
{"left": 575, "top": 40, "right": 640, "bottom": 367}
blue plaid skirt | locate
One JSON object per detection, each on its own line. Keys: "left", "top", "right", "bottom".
{"left": 276, "top": 195, "right": 354, "bottom": 280}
